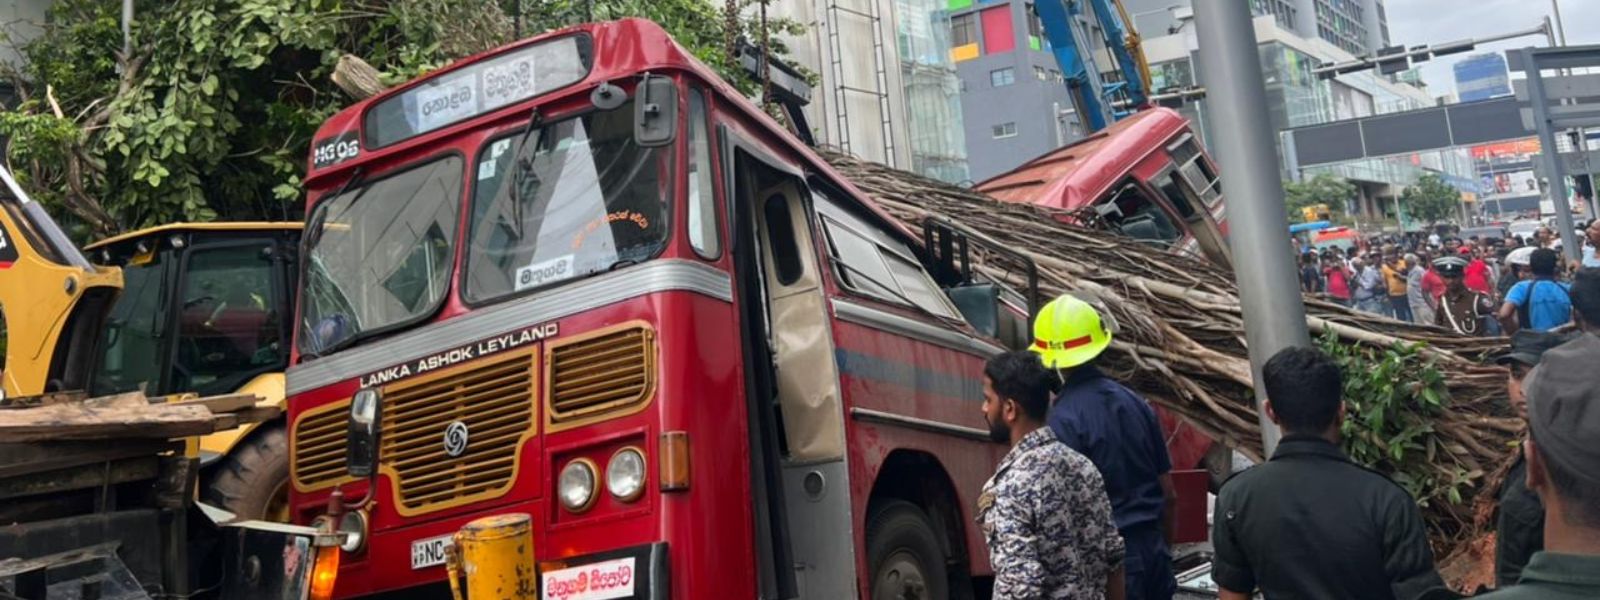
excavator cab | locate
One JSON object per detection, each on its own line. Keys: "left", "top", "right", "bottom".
{"left": 85, "top": 224, "right": 299, "bottom": 400}
{"left": 85, "top": 222, "right": 301, "bottom": 520}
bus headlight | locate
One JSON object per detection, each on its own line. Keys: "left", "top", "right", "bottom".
{"left": 558, "top": 459, "right": 598, "bottom": 513}
{"left": 606, "top": 447, "right": 646, "bottom": 502}
{"left": 338, "top": 510, "right": 368, "bottom": 553}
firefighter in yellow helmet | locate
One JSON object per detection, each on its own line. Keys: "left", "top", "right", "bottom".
{"left": 1031, "top": 293, "right": 1179, "bottom": 600}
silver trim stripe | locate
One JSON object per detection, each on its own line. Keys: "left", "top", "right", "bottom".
{"left": 287, "top": 259, "right": 732, "bottom": 396}
{"left": 849, "top": 408, "right": 993, "bottom": 443}
{"left": 830, "top": 298, "right": 1005, "bottom": 358}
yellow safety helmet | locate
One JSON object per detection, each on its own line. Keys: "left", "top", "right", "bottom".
{"left": 1030, "top": 294, "right": 1113, "bottom": 369}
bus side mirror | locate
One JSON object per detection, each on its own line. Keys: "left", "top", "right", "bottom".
{"left": 347, "top": 388, "right": 382, "bottom": 478}
{"left": 635, "top": 74, "right": 678, "bottom": 148}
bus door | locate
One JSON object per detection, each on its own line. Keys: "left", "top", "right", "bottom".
{"left": 1149, "top": 166, "right": 1233, "bottom": 267}
{"left": 727, "top": 139, "right": 857, "bottom": 599}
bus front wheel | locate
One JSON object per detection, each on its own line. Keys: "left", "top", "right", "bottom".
{"left": 867, "top": 500, "right": 949, "bottom": 600}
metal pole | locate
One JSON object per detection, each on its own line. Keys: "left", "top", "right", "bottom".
{"left": 1522, "top": 47, "right": 1584, "bottom": 261}
{"left": 1193, "top": 0, "right": 1298, "bottom": 456}
{"left": 1551, "top": 0, "right": 1568, "bottom": 46}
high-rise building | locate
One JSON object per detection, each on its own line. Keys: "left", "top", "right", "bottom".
{"left": 945, "top": 0, "right": 1082, "bottom": 181}
{"left": 770, "top": 0, "right": 970, "bottom": 183}
{"left": 1453, "top": 53, "right": 1511, "bottom": 103}
{"left": 1125, "top": 0, "right": 1390, "bottom": 57}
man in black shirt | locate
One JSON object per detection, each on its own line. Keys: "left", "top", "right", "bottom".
{"left": 1493, "top": 330, "right": 1573, "bottom": 586}
{"left": 1212, "top": 347, "right": 1450, "bottom": 600}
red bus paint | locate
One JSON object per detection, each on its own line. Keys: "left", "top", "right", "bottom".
{"left": 288, "top": 19, "right": 1025, "bottom": 599}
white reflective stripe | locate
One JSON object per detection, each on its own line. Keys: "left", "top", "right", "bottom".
{"left": 287, "top": 259, "right": 731, "bottom": 395}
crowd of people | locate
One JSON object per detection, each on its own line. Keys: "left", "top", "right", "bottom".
{"left": 975, "top": 271, "right": 1600, "bottom": 599}
{"left": 1296, "top": 220, "right": 1600, "bottom": 336}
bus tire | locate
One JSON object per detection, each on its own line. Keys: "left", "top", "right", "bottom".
{"left": 867, "top": 500, "right": 950, "bottom": 600}
{"left": 203, "top": 424, "right": 290, "bottom": 521}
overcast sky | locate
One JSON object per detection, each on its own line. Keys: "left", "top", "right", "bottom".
{"left": 1386, "top": 0, "right": 1599, "bottom": 97}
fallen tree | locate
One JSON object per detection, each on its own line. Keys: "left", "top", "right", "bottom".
{"left": 820, "top": 150, "right": 1514, "bottom": 582}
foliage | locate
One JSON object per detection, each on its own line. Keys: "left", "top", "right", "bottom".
{"left": 1400, "top": 173, "right": 1462, "bottom": 225}
{"left": 0, "top": 0, "right": 800, "bottom": 240}
{"left": 1318, "top": 329, "right": 1470, "bottom": 509}
{"left": 1283, "top": 173, "right": 1355, "bottom": 224}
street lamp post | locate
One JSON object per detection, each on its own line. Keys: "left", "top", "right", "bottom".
{"left": 1550, "top": 0, "right": 1568, "bottom": 46}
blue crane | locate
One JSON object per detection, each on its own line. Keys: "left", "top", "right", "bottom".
{"left": 1033, "top": 0, "right": 1153, "bottom": 133}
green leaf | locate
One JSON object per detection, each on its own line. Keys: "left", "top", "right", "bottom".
{"left": 200, "top": 74, "right": 218, "bottom": 96}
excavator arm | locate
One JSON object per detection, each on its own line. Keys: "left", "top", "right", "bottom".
{"left": 0, "top": 166, "right": 121, "bottom": 398}
{"left": 1035, "top": 0, "right": 1153, "bottom": 133}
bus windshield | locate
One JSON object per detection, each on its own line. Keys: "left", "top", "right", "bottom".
{"left": 299, "top": 157, "right": 463, "bottom": 355}
{"left": 462, "top": 100, "right": 670, "bottom": 303}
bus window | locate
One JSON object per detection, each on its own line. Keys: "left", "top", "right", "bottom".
{"left": 463, "top": 100, "right": 671, "bottom": 304}
{"left": 1168, "top": 134, "right": 1221, "bottom": 207}
{"left": 687, "top": 90, "right": 720, "bottom": 259}
{"left": 1104, "top": 180, "right": 1182, "bottom": 248}
{"left": 1158, "top": 173, "right": 1201, "bottom": 220}
{"left": 763, "top": 193, "right": 803, "bottom": 285}
{"left": 300, "top": 156, "right": 463, "bottom": 355}
{"left": 814, "top": 195, "right": 961, "bottom": 320}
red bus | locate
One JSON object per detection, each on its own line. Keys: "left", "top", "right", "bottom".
{"left": 973, "top": 107, "right": 1233, "bottom": 489}
{"left": 977, "top": 107, "right": 1233, "bottom": 268}
{"left": 288, "top": 18, "right": 1056, "bottom": 598}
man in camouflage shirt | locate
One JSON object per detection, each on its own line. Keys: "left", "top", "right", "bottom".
{"left": 979, "top": 351, "right": 1126, "bottom": 599}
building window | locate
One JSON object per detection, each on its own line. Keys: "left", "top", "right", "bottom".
{"left": 952, "top": 13, "right": 979, "bottom": 47}
{"left": 1035, "top": 65, "right": 1048, "bottom": 81}
{"left": 1026, "top": 5, "right": 1043, "bottom": 37}
{"left": 990, "top": 67, "right": 1015, "bottom": 87}
{"left": 1050, "top": 69, "right": 1063, "bottom": 83}
{"left": 992, "top": 122, "right": 1018, "bottom": 138}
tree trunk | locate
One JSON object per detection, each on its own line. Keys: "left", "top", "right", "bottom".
{"left": 332, "top": 55, "right": 387, "bottom": 101}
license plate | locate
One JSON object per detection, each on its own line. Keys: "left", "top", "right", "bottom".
{"left": 410, "top": 534, "right": 454, "bottom": 569}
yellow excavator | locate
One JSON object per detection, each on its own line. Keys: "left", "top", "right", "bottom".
{"left": 0, "top": 168, "right": 298, "bottom": 520}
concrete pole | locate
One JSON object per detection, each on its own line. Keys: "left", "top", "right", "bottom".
{"left": 1193, "top": 0, "right": 1299, "bottom": 456}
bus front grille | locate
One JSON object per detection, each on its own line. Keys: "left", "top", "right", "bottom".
{"left": 290, "top": 399, "right": 355, "bottom": 491}
{"left": 545, "top": 323, "right": 656, "bottom": 432}
{"left": 381, "top": 349, "right": 536, "bottom": 514}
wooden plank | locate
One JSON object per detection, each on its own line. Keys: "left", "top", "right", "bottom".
{"left": 0, "top": 455, "right": 160, "bottom": 501}
{"left": 208, "top": 406, "right": 282, "bottom": 431}
{"left": 0, "top": 440, "right": 181, "bottom": 479}
{"left": 0, "top": 401, "right": 213, "bottom": 443}
{"left": 0, "top": 390, "right": 90, "bottom": 409}
{"left": 169, "top": 393, "right": 261, "bottom": 415}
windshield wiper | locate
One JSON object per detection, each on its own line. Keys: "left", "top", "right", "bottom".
{"left": 508, "top": 109, "right": 544, "bottom": 238}
{"left": 301, "top": 167, "right": 368, "bottom": 260}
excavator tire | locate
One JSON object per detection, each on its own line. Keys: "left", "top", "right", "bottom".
{"left": 203, "top": 423, "right": 291, "bottom": 521}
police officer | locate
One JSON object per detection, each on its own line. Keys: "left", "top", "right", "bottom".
{"left": 1434, "top": 256, "right": 1496, "bottom": 336}
{"left": 1030, "top": 294, "right": 1177, "bottom": 600}
{"left": 1212, "top": 346, "right": 1450, "bottom": 600}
